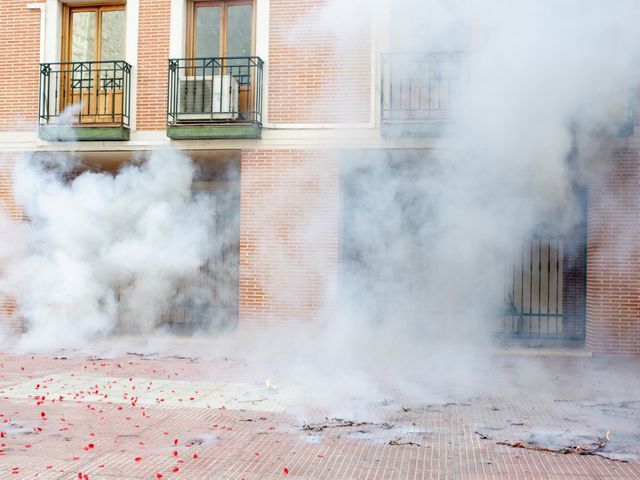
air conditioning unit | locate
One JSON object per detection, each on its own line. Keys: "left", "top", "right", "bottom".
{"left": 177, "top": 75, "right": 239, "bottom": 122}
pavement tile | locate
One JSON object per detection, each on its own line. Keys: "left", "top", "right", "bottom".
{"left": 0, "top": 351, "right": 639, "bottom": 479}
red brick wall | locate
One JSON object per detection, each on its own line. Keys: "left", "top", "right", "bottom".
{"left": 136, "top": 0, "right": 171, "bottom": 130}
{"left": 0, "top": 0, "right": 172, "bottom": 133}
{"left": 0, "top": 153, "right": 23, "bottom": 220}
{"left": 268, "top": 0, "right": 371, "bottom": 124}
{"left": 0, "top": 151, "right": 25, "bottom": 334}
{"left": 633, "top": 87, "right": 639, "bottom": 129}
{"left": 586, "top": 144, "right": 640, "bottom": 355}
{"left": 0, "top": 0, "right": 375, "bottom": 130}
{"left": 0, "top": 1, "right": 41, "bottom": 131}
{"left": 239, "top": 149, "right": 339, "bottom": 327}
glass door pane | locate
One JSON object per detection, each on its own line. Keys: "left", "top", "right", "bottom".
{"left": 226, "top": 4, "right": 252, "bottom": 57}
{"left": 98, "top": 8, "right": 126, "bottom": 124}
{"left": 71, "top": 11, "right": 96, "bottom": 62}
{"left": 100, "top": 10, "right": 125, "bottom": 61}
{"left": 226, "top": 2, "right": 252, "bottom": 116}
{"left": 195, "top": 6, "right": 221, "bottom": 57}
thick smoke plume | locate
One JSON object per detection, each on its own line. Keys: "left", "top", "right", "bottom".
{"left": 333, "top": 0, "right": 640, "bottom": 336}
{"left": 0, "top": 150, "right": 214, "bottom": 350}
{"left": 227, "top": 0, "right": 640, "bottom": 419}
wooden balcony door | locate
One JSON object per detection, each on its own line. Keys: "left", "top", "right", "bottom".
{"left": 188, "top": 0, "right": 254, "bottom": 118}
{"left": 63, "top": 5, "right": 125, "bottom": 125}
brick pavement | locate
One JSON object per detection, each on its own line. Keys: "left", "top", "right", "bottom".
{"left": 0, "top": 345, "right": 639, "bottom": 479}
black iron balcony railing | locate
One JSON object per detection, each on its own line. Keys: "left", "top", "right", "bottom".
{"left": 39, "top": 60, "right": 131, "bottom": 128}
{"left": 381, "top": 52, "right": 467, "bottom": 123}
{"left": 167, "top": 56, "right": 263, "bottom": 126}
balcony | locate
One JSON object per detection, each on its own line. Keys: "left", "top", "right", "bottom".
{"left": 39, "top": 61, "right": 131, "bottom": 141}
{"left": 167, "top": 57, "right": 263, "bottom": 140}
{"left": 380, "top": 52, "right": 466, "bottom": 138}
{"left": 617, "top": 92, "right": 637, "bottom": 137}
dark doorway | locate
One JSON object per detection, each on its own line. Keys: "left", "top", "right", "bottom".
{"left": 340, "top": 149, "right": 586, "bottom": 344}
{"left": 161, "top": 153, "right": 240, "bottom": 333}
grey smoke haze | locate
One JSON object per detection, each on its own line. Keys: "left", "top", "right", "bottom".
{"left": 0, "top": 0, "right": 639, "bottom": 423}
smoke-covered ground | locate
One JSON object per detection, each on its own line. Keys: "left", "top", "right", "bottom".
{"left": 0, "top": 348, "right": 639, "bottom": 479}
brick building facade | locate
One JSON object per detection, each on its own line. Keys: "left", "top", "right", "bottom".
{"left": 0, "top": 0, "right": 638, "bottom": 354}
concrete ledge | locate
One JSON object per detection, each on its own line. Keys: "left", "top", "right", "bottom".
{"left": 496, "top": 347, "right": 593, "bottom": 357}
{"left": 39, "top": 126, "right": 130, "bottom": 141}
{"left": 380, "top": 120, "right": 451, "bottom": 138}
{"left": 167, "top": 124, "right": 262, "bottom": 140}
{"left": 493, "top": 336, "right": 589, "bottom": 355}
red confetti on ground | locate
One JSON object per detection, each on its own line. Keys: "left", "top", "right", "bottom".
{"left": 134, "top": 457, "right": 142, "bottom": 462}
{"left": 193, "top": 453, "right": 198, "bottom": 459}
{"left": 283, "top": 467, "right": 289, "bottom": 475}
{"left": 40, "top": 412, "right": 46, "bottom": 418}
{"left": 172, "top": 450, "right": 178, "bottom": 457}
{"left": 173, "top": 438, "right": 178, "bottom": 446}
{"left": 172, "top": 466, "right": 180, "bottom": 472}
{"left": 156, "top": 473, "right": 163, "bottom": 479}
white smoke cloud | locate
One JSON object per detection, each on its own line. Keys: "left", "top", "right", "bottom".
{"left": 328, "top": 0, "right": 640, "bottom": 334}
{"left": 1, "top": 149, "right": 214, "bottom": 351}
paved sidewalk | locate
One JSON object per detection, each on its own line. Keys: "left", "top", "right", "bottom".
{"left": 0, "top": 346, "right": 639, "bottom": 479}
